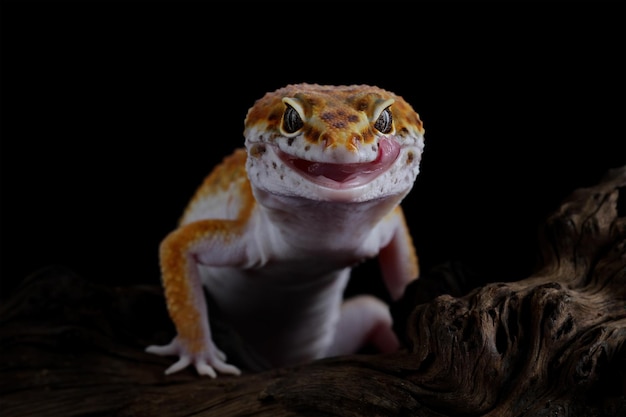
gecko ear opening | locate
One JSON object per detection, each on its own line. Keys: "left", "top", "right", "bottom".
{"left": 281, "top": 97, "right": 306, "bottom": 137}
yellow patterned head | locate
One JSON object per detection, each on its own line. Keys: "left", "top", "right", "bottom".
{"left": 244, "top": 83, "right": 425, "bottom": 202}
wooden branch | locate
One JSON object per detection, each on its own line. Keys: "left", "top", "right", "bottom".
{"left": 1, "top": 166, "right": 625, "bottom": 417}
{"left": 401, "top": 166, "right": 626, "bottom": 416}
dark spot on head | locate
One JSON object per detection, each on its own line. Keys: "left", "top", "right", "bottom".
{"left": 320, "top": 112, "right": 335, "bottom": 122}
{"left": 287, "top": 138, "right": 295, "bottom": 146}
{"left": 348, "top": 115, "right": 359, "bottom": 123}
{"left": 304, "top": 145, "right": 311, "bottom": 151}
{"left": 268, "top": 109, "right": 282, "bottom": 122}
{"left": 249, "top": 144, "right": 266, "bottom": 158}
{"left": 361, "top": 129, "right": 375, "bottom": 144}
{"left": 272, "top": 162, "right": 277, "bottom": 169}
{"left": 407, "top": 152, "right": 414, "bottom": 164}
{"left": 371, "top": 144, "right": 378, "bottom": 152}
{"left": 399, "top": 127, "right": 409, "bottom": 136}
{"left": 321, "top": 110, "right": 350, "bottom": 128}
{"left": 356, "top": 100, "right": 368, "bottom": 111}
{"left": 304, "top": 126, "right": 322, "bottom": 143}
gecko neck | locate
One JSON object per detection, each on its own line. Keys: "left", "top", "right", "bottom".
{"left": 252, "top": 187, "right": 406, "bottom": 252}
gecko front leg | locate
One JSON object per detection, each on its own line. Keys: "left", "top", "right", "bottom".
{"left": 146, "top": 219, "right": 248, "bottom": 377}
{"left": 378, "top": 206, "right": 419, "bottom": 301}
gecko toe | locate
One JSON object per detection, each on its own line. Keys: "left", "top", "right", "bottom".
{"left": 194, "top": 361, "right": 218, "bottom": 378}
{"left": 165, "top": 356, "right": 192, "bottom": 375}
{"left": 215, "top": 362, "right": 241, "bottom": 376}
{"left": 146, "top": 343, "right": 177, "bottom": 356}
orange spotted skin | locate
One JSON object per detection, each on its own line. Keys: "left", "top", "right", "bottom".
{"left": 147, "top": 84, "right": 426, "bottom": 377}
{"left": 181, "top": 149, "right": 255, "bottom": 225}
{"left": 246, "top": 84, "right": 424, "bottom": 150}
{"left": 159, "top": 149, "right": 254, "bottom": 354}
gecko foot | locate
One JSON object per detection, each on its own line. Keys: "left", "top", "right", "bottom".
{"left": 326, "top": 294, "right": 400, "bottom": 357}
{"left": 146, "top": 336, "right": 241, "bottom": 377}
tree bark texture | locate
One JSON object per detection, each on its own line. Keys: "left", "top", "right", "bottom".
{"left": 1, "top": 166, "right": 625, "bottom": 417}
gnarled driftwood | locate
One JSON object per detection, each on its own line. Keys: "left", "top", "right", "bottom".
{"left": 1, "top": 166, "right": 625, "bottom": 416}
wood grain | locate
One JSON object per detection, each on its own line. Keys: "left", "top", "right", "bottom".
{"left": 1, "top": 167, "right": 625, "bottom": 417}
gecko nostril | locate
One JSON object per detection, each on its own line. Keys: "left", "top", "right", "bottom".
{"left": 348, "top": 135, "right": 362, "bottom": 152}
{"left": 320, "top": 132, "right": 336, "bottom": 149}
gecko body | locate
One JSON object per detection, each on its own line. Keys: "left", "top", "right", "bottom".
{"left": 147, "top": 83, "right": 425, "bottom": 377}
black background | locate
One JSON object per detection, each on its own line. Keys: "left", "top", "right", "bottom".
{"left": 2, "top": 2, "right": 625, "bottom": 299}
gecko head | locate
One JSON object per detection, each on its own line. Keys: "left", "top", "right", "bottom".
{"left": 243, "top": 83, "right": 425, "bottom": 203}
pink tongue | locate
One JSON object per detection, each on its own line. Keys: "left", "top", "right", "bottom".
{"left": 285, "top": 138, "right": 400, "bottom": 184}
{"left": 291, "top": 160, "right": 370, "bottom": 182}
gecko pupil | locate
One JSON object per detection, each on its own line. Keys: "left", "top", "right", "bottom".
{"left": 283, "top": 104, "right": 304, "bottom": 133}
{"left": 374, "top": 107, "right": 393, "bottom": 134}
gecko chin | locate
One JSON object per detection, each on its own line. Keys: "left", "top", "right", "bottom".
{"left": 277, "top": 138, "right": 402, "bottom": 190}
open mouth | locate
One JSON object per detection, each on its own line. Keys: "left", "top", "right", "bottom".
{"left": 277, "top": 138, "right": 401, "bottom": 188}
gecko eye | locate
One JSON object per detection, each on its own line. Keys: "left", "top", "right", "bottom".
{"left": 283, "top": 104, "right": 304, "bottom": 133}
{"left": 374, "top": 107, "right": 393, "bottom": 134}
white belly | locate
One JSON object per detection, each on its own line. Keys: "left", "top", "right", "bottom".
{"left": 200, "top": 264, "right": 351, "bottom": 369}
